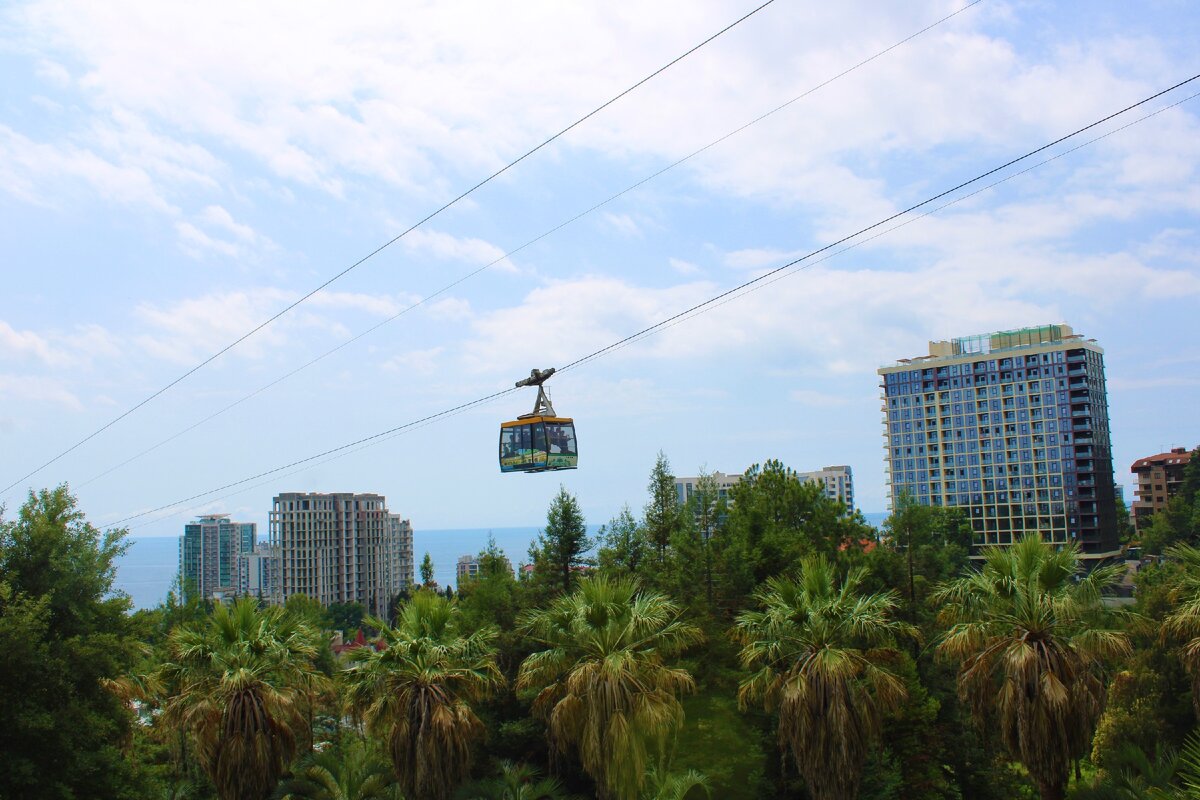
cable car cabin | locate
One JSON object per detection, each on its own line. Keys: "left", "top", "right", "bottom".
{"left": 499, "top": 416, "right": 578, "bottom": 473}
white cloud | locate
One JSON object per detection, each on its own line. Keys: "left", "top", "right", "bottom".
{"left": 176, "top": 220, "right": 239, "bottom": 258}
{"left": 0, "top": 373, "right": 83, "bottom": 410}
{"left": 402, "top": 228, "right": 517, "bottom": 274}
{"left": 602, "top": 212, "right": 642, "bottom": 237}
{"left": 0, "top": 123, "right": 177, "bottom": 211}
{"left": 133, "top": 288, "right": 297, "bottom": 363}
{"left": 0, "top": 320, "right": 121, "bottom": 368}
{"left": 668, "top": 257, "right": 701, "bottom": 275}
{"left": 309, "top": 290, "right": 415, "bottom": 318}
{"left": 427, "top": 297, "right": 473, "bottom": 321}
{"left": 723, "top": 246, "right": 800, "bottom": 271}
{"left": 383, "top": 346, "right": 446, "bottom": 376}
{"left": 176, "top": 205, "right": 276, "bottom": 261}
{"left": 0, "top": 320, "right": 63, "bottom": 365}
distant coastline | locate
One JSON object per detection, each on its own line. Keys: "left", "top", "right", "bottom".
{"left": 114, "top": 514, "right": 890, "bottom": 611}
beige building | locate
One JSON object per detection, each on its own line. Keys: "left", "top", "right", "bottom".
{"left": 1131, "top": 447, "right": 1194, "bottom": 535}
{"left": 269, "top": 492, "right": 413, "bottom": 616}
{"left": 673, "top": 465, "right": 854, "bottom": 513}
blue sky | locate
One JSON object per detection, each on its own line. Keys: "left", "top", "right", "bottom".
{"left": 1, "top": 0, "right": 1198, "bottom": 538}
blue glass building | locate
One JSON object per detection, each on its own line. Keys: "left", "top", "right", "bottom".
{"left": 179, "top": 514, "right": 257, "bottom": 601}
{"left": 878, "top": 324, "right": 1119, "bottom": 559}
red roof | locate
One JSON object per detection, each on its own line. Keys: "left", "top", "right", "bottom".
{"left": 1132, "top": 448, "right": 1194, "bottom": 471}
{"left": 331, "top": 628, "right": 384, "bottom": 654}
{"left": 838, "top": 538, "right": 878, "bottom": 553}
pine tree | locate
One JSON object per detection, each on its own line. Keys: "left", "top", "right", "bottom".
{"left": 530, "top": 486, "right": 592, "bottom": 595}
{"left": 643, "top": 451, "right": 681, "bottom": 566}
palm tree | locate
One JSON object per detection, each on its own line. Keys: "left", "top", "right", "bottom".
{"left": 1071, "top": 732, "right": 1200, "bottom": 800}
{"left": 158, "top": 596, "right": 324, "bottom": 800}
{"left": 1162, "top": 543, "right": 1200, "bottom": 717}
{"left": 274, "top": 739, "right": 400, "bottom": 800}
{"left": 934, "top": 535, "right": 1130, "bottom": 800}
{"left": 342, "top": 590, "right": 502, "bottom": 800}
{"left": 640, "top": 768, "right": 710, "bottom": 800}
{"left": 455, "top": 760, "right": 576, "bottom": 800}
{"left": 734, "top": 556, "right": 913, "bottom": 800}
{"left": 517, "top": 576, "right": 704, "bottom": 800}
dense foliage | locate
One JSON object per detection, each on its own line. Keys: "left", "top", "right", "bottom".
{"left": 6, "top": 454, "right": 1200, "bottom": 799}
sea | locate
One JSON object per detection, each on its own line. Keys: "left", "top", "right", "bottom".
{"left": 113, "top": 514, "right": 889, "bottom": 611}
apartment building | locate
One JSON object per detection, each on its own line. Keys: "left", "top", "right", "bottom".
{"left": 878, "top": 324, "right": 1120, "bottom": 559}
{"left": 179, "top": 514, "right": 256, "bottom": 602}
{"left": 673, "top": 465, "right": 855, "bottom": 513}
{"left": 269, "top": 492, "right": 413, "bottom": 616}
{"left": 1131, "top": 447, "right": 1195, "bottom": 535}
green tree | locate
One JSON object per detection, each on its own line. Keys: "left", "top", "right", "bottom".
{"left": 343, "top": 591, "right": 502, "bottom": 800}
{"left": 687, "top": 468, "right": 724, "bottom": 610}
{"left": 640, "top": 769, "right": 710, "bottom": 800}
{"left": 158, "top": 596, "right": 323, "bottom": 800}
{"left": 877, "top": 493, "right": 971, "bottom": 626}
{"left": 714, "top": 460, "right": 872, "bottom": 607}
{"left": 1161, "top": 542, "right": 1200, "bottom": 719}
{"left": 529, "top": 486, "right": 592, "bottom": 596}
{"left": 458, "top": 536, "right": 521, "bottom": 633}
{"left": 421, "top": 552, "right": 436, "bottom": 587}
{"left": 596, "top": 505, "right": 648, "bottom": 578}
{"left": 934, "top": 536, "right": 1130, "bottom": 800}
{"left": 644, "top": 451, "right": 682, "bottom": 565}
{"left": 0, "top": 486, "right": 146, "bottom": 800}
{"left": 455, "top": 760, "right": 576, "bottom": 800}
{"left": 274, "top": 738, "right": 400, "bottom": 800}
{"left": 734, "top": 556, "right": 913, "bottom": 800}
{"left": 517, "top": 576, "right": 704, "bottom": 800}
{"left": 1142, "top": 448, "right": 1200, "bottom": 553}
{"left": 284, "top": 593, "right": 334, "bottom": 630}
{"left": 328, "top": 602, "right": 366, "bottom": 636}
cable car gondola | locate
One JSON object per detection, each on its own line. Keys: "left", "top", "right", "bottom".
{"left": 499, "top": 368, "right": 577, "bottom": 473}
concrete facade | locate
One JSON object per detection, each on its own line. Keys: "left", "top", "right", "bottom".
{"left": 269, "top": 492, "right": 413, "bottom": 616}
{"left": 673, "top": 465, "right": 855, "bottom": 513}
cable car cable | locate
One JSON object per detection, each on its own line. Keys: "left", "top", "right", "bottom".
{"left": 576, "top": 86, "right": 1200, "bottom": 366}
{"left": 0, "top": 0, "right": 780, "bottom": 498}
{"left": 125, "top": 86, "right": 1195, "bottom": 529}
{"left": 69, "top": 0, "right": 984, "bottom": 494}
{"left": 556, "top": 73, "right": 1200, "bottom": 375}
{"left": 99, "top": 74, "right": 1199, "bottom": 529}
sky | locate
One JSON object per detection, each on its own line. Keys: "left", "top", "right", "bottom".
{"left": 1, "top": 0, "right": 1198, "bottom": 540}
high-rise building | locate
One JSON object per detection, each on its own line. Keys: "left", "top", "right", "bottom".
{"left": 269, "top": 492, "right": 414, "bottom": 616}
{"left": 673, "top": 471, "right": 744, "bottom": 506}
{"left": 389, "top": 514, "right": 415, "bottom": 593}
{"left": 878, "top": 324, "right": 1120, "bottom": 559}
{"left": 179, "top": 514, "right": 257, "bottom": 602}
{"left": 1131, "top": 447, "right": 1195, "bottom": 535}
{"left": 240, "top": 545, "right": 280, "bottom": 598}
{"left": 673, "top": 466, "right": 855, "bottom": 512}
{"left": 456, "top": 554, "right": 481, "bottom": 583}
{"left": 798, "top": 465, "right": 854, "bottom": 511}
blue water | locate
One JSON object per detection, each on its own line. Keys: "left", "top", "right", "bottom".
{"left": 114, "top": 516, "right": 889, "bottom": 610}
{"left": 113, "top": 526, "right": 592, "bottom": 610}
